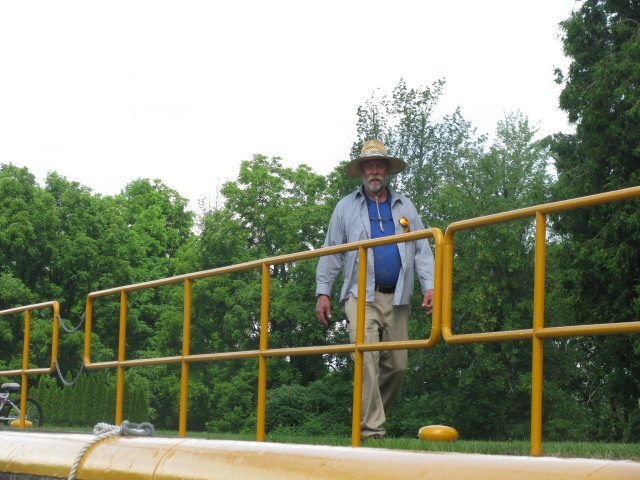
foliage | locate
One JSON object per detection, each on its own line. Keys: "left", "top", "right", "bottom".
{"left": 353, "top": 79, "right": 451, "bottom": 221}
{"left": 204, "top": 364, "right": 258, "bottom": 434}
{"left": 2, "top": 31, "right": 639, "bottom": 442}
{"left": 28, "top": 371, "right": 150, "bottom": 427}
{"left": 549, "top": 0, "right": 640, "bottom": 441}
{"left": 353, "top": 81, "right": 570, "bottom": 440}
{"left": 0, "top": 165, "right": 57, "bottom": 298}
{"left": 265, "top": 372, "right": 353, "bottom": 436}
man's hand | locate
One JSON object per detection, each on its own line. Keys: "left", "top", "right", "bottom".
{"left": 316, "top": 294, "right": 332, "bottom": 327}
{"left": 421, "top": 289, "right": 434, "bottom": 316}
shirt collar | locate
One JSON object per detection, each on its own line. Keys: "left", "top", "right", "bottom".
{"left": 356, "top": 184, "right": 399, "bottom": 205}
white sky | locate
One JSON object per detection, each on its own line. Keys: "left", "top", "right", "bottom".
{"left": 1, "top": 1, "right": 577, "bottom": 211}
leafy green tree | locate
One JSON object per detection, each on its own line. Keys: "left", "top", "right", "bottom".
{"left": 439, "top": 111, "right": 552, "bottom": 335}
{"left": 221, "top": 157, "right": 329, "bottom": 257}
{"left": 324, "top": 162, "right": 362, "bottom": 209}
{"left": 350, "top": 79, "right": 580, "bottom": 439}
{"left": 0, "top": 165, "right": 57, "bottom": 371}
{"left": 265, "top": 372, "right": 353, "bottom": 436}
{"left": 0, "top": 164, "right": 57, "bottom": 298}
{"left": 44, "top": 173, "right": 145, "bottom": 372}
{"left": 0, "top": 274, "right": 38, "bottom": 371}
{"left": 144, "top": 156, "right": 335, "bottom": 431}
{"left": 549, "top": 0, "right": 640, "bottom": 441}
{"left": 352, "top": 79, "right": 448, "bottom": 218}
{"left": 116, "top": 178, "right": 193, "bottom": 260}
{"left": 108, "top": 179, "right": 194, "bottom": 362}
{"left": 44, "top": 173, "right": 141, "bottom": 308}
{"left": 219, "top": 157, "right": 333, "bottom": 383}
{"left": 204, "top": 363, "right": 258, "bottom": 433}
{"left": 0, "top": 166, "right": 195, "bottom": 423}
{"left": 398, "top": 112, "right": 557, "bottom": 440}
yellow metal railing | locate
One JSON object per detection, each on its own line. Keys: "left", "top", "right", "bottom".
{"left": 2, "top": 185, "right": 640, "bottom": 454}
{"left": 0, "top": 301, "right": 60, "bottom": 428}
{"left": 82, "top": 227, "right": 444, "bottom": 447}
{"left": 441, "top": 185, "right": 640, "bottom": 455}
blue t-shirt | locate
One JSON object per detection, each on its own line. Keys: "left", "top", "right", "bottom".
{"left": 367, "top": 195, "right": 401, "bottom": 286}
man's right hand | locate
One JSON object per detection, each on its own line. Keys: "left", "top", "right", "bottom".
{"left": 316, "top": 295, "right": 332, "bottom": 327}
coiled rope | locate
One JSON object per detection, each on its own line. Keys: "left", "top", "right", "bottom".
{"left": 67, "top": 421, "right": 155, "bottom": 480}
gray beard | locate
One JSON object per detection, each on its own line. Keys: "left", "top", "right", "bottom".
{"left": 365, "top": 178, "right": 387, "bottom": 196}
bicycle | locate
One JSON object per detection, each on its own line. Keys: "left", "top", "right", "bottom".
{"left": 0, "top": 382, "right": 44, "bottom": 427}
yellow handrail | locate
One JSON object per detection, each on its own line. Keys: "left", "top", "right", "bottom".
{"left": 441, "top": 185, "right": 640, "bottom": 454}
{"left": 2, "top": 185, "right": 639, "bottom": 455}
{"left": 81, "top": 227, "right": 443, "bottom": 448}
{"left": 0, "top": 301, "right": 60, "bottom": 428}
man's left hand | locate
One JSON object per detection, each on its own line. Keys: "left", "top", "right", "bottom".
{"left": 421, "top": 289, "right": 434, "bottom": 316}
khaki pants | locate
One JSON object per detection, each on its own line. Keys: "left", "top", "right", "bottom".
{"left": 343, "top": 293, "right": 410, "bottom": 439}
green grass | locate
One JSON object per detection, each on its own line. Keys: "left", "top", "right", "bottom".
{"left": 178, "top": 432, "right": 640, "bottom": 461}
{"left": 7, "top": 425, "right": 639, "bottom": 461}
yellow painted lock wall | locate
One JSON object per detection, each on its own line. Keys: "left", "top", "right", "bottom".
{"left": 1, "top": 431, "right": 640, "bottom": 480}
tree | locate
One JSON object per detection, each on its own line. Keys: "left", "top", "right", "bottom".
{"left": 548, "top": 0, "right": 640, "bottom": 441}
{"left": 553, "top": 0, "right": 640, "bottom": 196}
{"left": 218, "top": 155, "right": 331, "bottom": 378}
{"left": 0, "top": 164, "right": 57, "bottom": 298}
{"left": 116, "top": 178, "right": 194, "bottom": 260}
{"left": 146, "top": 156, "right": 336, "bottom": 431}
{"left": 44, "top": 173, "right": 160, "bottom": 371}
{"left": 398, "top": 112, "right": 556, "bottom": 439}
{"left": 352, "top": 79, "right": 449, "bottom": 220}
{"left": 45, "top": 172, "right": 139, "bottom": 313}
{"left": 351, "top": 79, "right": 577, "bottom": 439}
{"left": 0, "top": 165, "right": 57, "bottom": 371}
{"left": 110, "top": 179, "right": 194, "bottom": 361}
{"left": 0, "top": 273, "right": 38, "bottom": 371}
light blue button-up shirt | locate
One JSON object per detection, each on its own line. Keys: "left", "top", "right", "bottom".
{"left": 316, "top": 185, "right": 434, "bottom": 305}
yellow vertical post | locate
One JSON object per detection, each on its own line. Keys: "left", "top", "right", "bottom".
{"left": 19, "top": 309, "right": 31, "bottom": 429}
{"left": 50, "top": 302, "right": 60, "bottom": 372}
{"left": 256, "top": 263, "right": 271, "bottom": 442}
{"left": 351, "top": 246, "right": 368, "bottom": 447}
{"left": 430, "top": 229, "right": 444, "bottom": 340}
{"left": 84, "top": 298, "right": 93, "bottom": 365}
{"left": 441, "top": 230, "right": 455, "bottom": 339}
{"left": 531, "top": 212, "right": 546, "bottom": 456}
{"left": 115, "top": 290, "right": 127, "bottom": 425}
{"left": 179, "top": 279, "right": 192, "bottom": 437}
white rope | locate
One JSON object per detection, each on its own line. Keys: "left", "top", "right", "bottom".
{"left": 67, "top": 420, "right": 155, "bottom": 480}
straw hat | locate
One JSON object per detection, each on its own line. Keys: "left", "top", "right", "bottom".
{"left": 343, "top": 139, "right": 406, "bottom": 178}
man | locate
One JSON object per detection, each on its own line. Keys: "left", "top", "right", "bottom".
{"left": 315, "top": 139, "right": 435, "bottom": 441}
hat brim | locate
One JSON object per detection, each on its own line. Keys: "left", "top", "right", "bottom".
{"left": 344, "top": 155, "right": 406, "bottom": 178}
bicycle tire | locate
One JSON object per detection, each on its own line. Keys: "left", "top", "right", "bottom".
{"left": 6, "top": 397, "right": 44, "bottom": 427}
{"left": 0, "top": 402, "right": 11, "bottom": 425}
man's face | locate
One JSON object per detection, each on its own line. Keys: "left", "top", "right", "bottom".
{"left": 361, "top": 159, "right": 389, "bottom": 196}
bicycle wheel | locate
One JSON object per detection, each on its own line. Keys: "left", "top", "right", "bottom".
{"left": 9, "top": 398, "right": 44, "bottom": 427}
{"left": 0, "top": 401, "right": 12, "bottom": 425}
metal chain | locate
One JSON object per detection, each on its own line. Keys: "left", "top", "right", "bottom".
{"left": 57, "top": 312, "right": 86, "bottom": 334}
{"left": 54, "top": 360, "right": 85, "bottom": 387}
{"left": 53, "top": 311, "right": 86, "bottom": 386}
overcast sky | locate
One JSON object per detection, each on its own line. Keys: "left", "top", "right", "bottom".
{"left": 1, "top": 1, "right": 578, "bottom": 211}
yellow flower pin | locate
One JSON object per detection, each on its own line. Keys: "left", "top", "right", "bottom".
{"left": 399, "top": 216, "right": 410, "bottom": 233}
